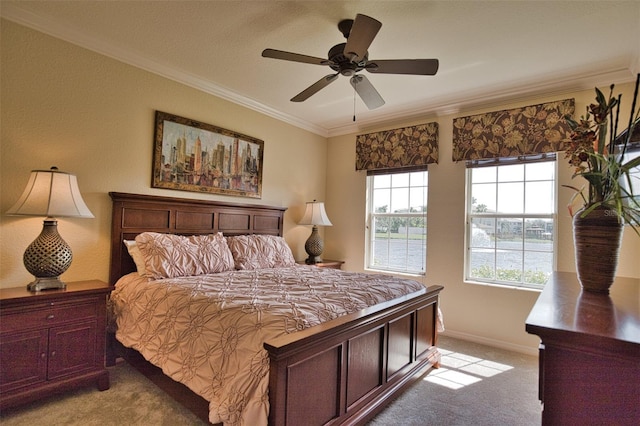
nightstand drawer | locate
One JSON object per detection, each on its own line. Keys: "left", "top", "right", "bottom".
{"left": 0, "top": 299, "right": 98, "bottom": 332}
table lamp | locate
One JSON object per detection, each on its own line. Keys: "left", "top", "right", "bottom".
{"left": 299, "top": 200, "right": 332, "bottom": 264}
{"left": 6, "top": 167, "right": 94, "bottom": 291}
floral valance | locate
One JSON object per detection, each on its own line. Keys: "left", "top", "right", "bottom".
{"left": 355, "top": 122, "right": 438, "bottom": 172}
{"left": 452, "top": 98, "right": 575, "bottom": 162}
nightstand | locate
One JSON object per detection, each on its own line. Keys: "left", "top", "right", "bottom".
{"left": 298, "top": 260, "right": 344, "bottom": 270}
{"left": 0, "top": 280, "right": 111, "bottom": 410}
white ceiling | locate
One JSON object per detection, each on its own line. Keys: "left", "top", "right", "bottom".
{"left": 2, "top": 1, "right": 639, "bottom": 137}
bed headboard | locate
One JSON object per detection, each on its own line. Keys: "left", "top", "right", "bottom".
{"left": 109, "top": 192, "right": 287, "bottom": 284}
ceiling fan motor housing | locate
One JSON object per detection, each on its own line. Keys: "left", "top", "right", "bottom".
{"left": 328, "top": 43, "right": 366, "bottom": 76}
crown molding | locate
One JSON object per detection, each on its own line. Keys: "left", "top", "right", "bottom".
{"left": 2, "top": 4, "right": 637, "bottom": 140}
{"left": 325, "top": 66, "right": 636, "bottom": 137}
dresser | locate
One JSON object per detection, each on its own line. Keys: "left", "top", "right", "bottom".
{"left": 525, "top": 272, "right": 640, "bottom": 425}
{"left": 0, "top": 280, "right": 111, "bottom": 410}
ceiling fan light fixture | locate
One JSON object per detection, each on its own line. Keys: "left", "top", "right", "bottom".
{"left": 341, "top": 67, "right": 356, "bottom": 77}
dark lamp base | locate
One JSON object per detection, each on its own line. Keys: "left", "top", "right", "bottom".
{"left": 27, "top": 277, "right": 67, "bottom": 292}
{"left": 304, "top": 226, "right": 325, "bottom": 265}
{"left": 305, "top": 256, "right": 323, "bottom": 265}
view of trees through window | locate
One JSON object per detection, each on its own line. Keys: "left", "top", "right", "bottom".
{"left": 365, "top": 161, "right": 557, "bottom": 284}
{"left": 367, "top": 171, "right": 427, "bottom": 275}
{"left": 466, "top": 161, "right": 556, "bottom": 288}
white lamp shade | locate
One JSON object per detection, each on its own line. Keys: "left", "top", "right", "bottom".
{"left": 6, "top": 168, "right": 94, "bottom": 218}
{"left": 299, "top": 201, "right": 332, "bottom": 226}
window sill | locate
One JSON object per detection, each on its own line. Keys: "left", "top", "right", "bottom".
{"left": 365, "top": 268, "right": 425, "bottom": 280}
{"left": 464, "top": 279, "right": 543, "bottom": 293}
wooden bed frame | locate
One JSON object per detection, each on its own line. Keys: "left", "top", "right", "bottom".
{"left": 107, "top": 192, "right": 443, "bottom": 425}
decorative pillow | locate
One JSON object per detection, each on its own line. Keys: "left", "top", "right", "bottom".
{"left": 190, "top": 233, "right": 235, "bottom": 274}
{"left": 227, "top": 234, "right": 295, "bottom": 270}
{"left": 123, "top": 240, "right": 147, "bottom": 276}
{"left": 134, "top": 232, "right": 235, "bottom": 279}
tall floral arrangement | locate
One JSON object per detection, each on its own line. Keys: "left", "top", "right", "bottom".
{"left": 564, "top": 73, "right": 640, "bottom": 236}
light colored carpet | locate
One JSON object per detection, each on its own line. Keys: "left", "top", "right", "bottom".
{"left": 0, "top": 335, "right": 540, "bottom": 425}
{"left": 368, "top": 335, "right": 541, "bottom": 425}
{"left": 0, "top": 360, "right": 207, "bottom": 426}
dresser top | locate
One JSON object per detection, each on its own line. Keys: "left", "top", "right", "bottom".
{"left": 526, "top": 272, "right": 640, "bottom": 347}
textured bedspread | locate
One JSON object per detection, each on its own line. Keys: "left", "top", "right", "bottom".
{"left": 111, "top": 265, "right": 426, "bottom": 426}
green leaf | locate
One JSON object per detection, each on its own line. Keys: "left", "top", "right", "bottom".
{"left": 595, "top": 87, "right": 606, "bottom": 105}
{"left": 621, "top": 155, "right": 640, "bottom": 170}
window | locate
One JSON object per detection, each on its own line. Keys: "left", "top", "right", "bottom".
{"left": 465, "top": 157, "right": 556, "bottom": 289}
{"left": 620, "top": 143, "right": 640, "bottom": 224}
{"left": 366, "top": 170, "right": 428, "bottom": 275}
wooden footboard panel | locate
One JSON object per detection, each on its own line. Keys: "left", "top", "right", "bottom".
{"left": 265, "top": 285, "right": 442, "bottom": 426}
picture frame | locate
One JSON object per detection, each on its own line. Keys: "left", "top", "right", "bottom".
{"left": 152, "top": 111, "right": 263, "bottom": 198}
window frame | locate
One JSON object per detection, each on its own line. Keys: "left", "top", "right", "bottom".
{"left": 619, "top": 142, "right": 640, "bottom": 224}
{"left": 365, "top": 170, "right": 428, "bottom": 276}
{"left": 464, "top": 157, "right": 558, "bottom": 290}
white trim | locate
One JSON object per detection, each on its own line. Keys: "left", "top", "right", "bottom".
{"left": 365, "top": 171, "right": 428, "bottom": 275}
{"left": 441, "top": 330, "right": 538, "bottom": 357}
{"left": 464, "top": 159, "right": 557, "bottom": 288}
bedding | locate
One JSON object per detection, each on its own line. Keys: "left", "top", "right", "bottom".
{"left": 110, "top": 265, "right": 426, "bottom": 426}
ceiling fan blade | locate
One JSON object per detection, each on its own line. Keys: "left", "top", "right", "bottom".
{"left": 350, "top": 75, "right": 385, "bottom": 110}
{"left": 366, "top": 59, "right": 439, "bottom": 75}
{"left": 343, "top": 14, "right": 382, "bottom": 62}
{"left": 262, "top": 48, "right": 330, "bottom": 66}
{"left": 291, "top": 74, "right": 339, "bottom": 102}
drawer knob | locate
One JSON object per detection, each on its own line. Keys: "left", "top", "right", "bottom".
{"left": 51, "top": 351, "right": 56, "bottom": 357}
{"left": 46, "top": 314, "right": 55, "bottom": 320}
{"left": 41, "top": 353, "right": 46, "bottom": 359}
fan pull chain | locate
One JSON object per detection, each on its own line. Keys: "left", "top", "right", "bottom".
{"left": 353, "top": 82, "right": 356, "bottom": 122}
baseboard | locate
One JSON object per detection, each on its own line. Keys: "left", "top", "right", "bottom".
{"left": 440, "top": 330, "right": 538, "bottom": 357}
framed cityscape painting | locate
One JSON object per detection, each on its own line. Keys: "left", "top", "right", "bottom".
{"left": 152, "top": 111, "right": 263, "bottom": 198}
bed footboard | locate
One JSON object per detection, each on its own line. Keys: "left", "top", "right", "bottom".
{"left": 265, "top": 285, "right": 442, "bottom": 426}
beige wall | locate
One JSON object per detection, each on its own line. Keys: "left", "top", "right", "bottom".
{"left": 325, "top": 84, "right": 640, "bottom": 354}
{"left": 0, "top": 20, "right": 326, "bottom": 287}
{"left": 2, "top": 20, "right": 638, "bottom": 354}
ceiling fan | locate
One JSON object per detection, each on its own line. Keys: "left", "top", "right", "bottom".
{"left": 262, "top": 13, "right": 439, "bottom": 110}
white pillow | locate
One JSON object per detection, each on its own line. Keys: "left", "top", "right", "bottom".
{"left": 124, "top": 240, "right": 147, "bottom": 277}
